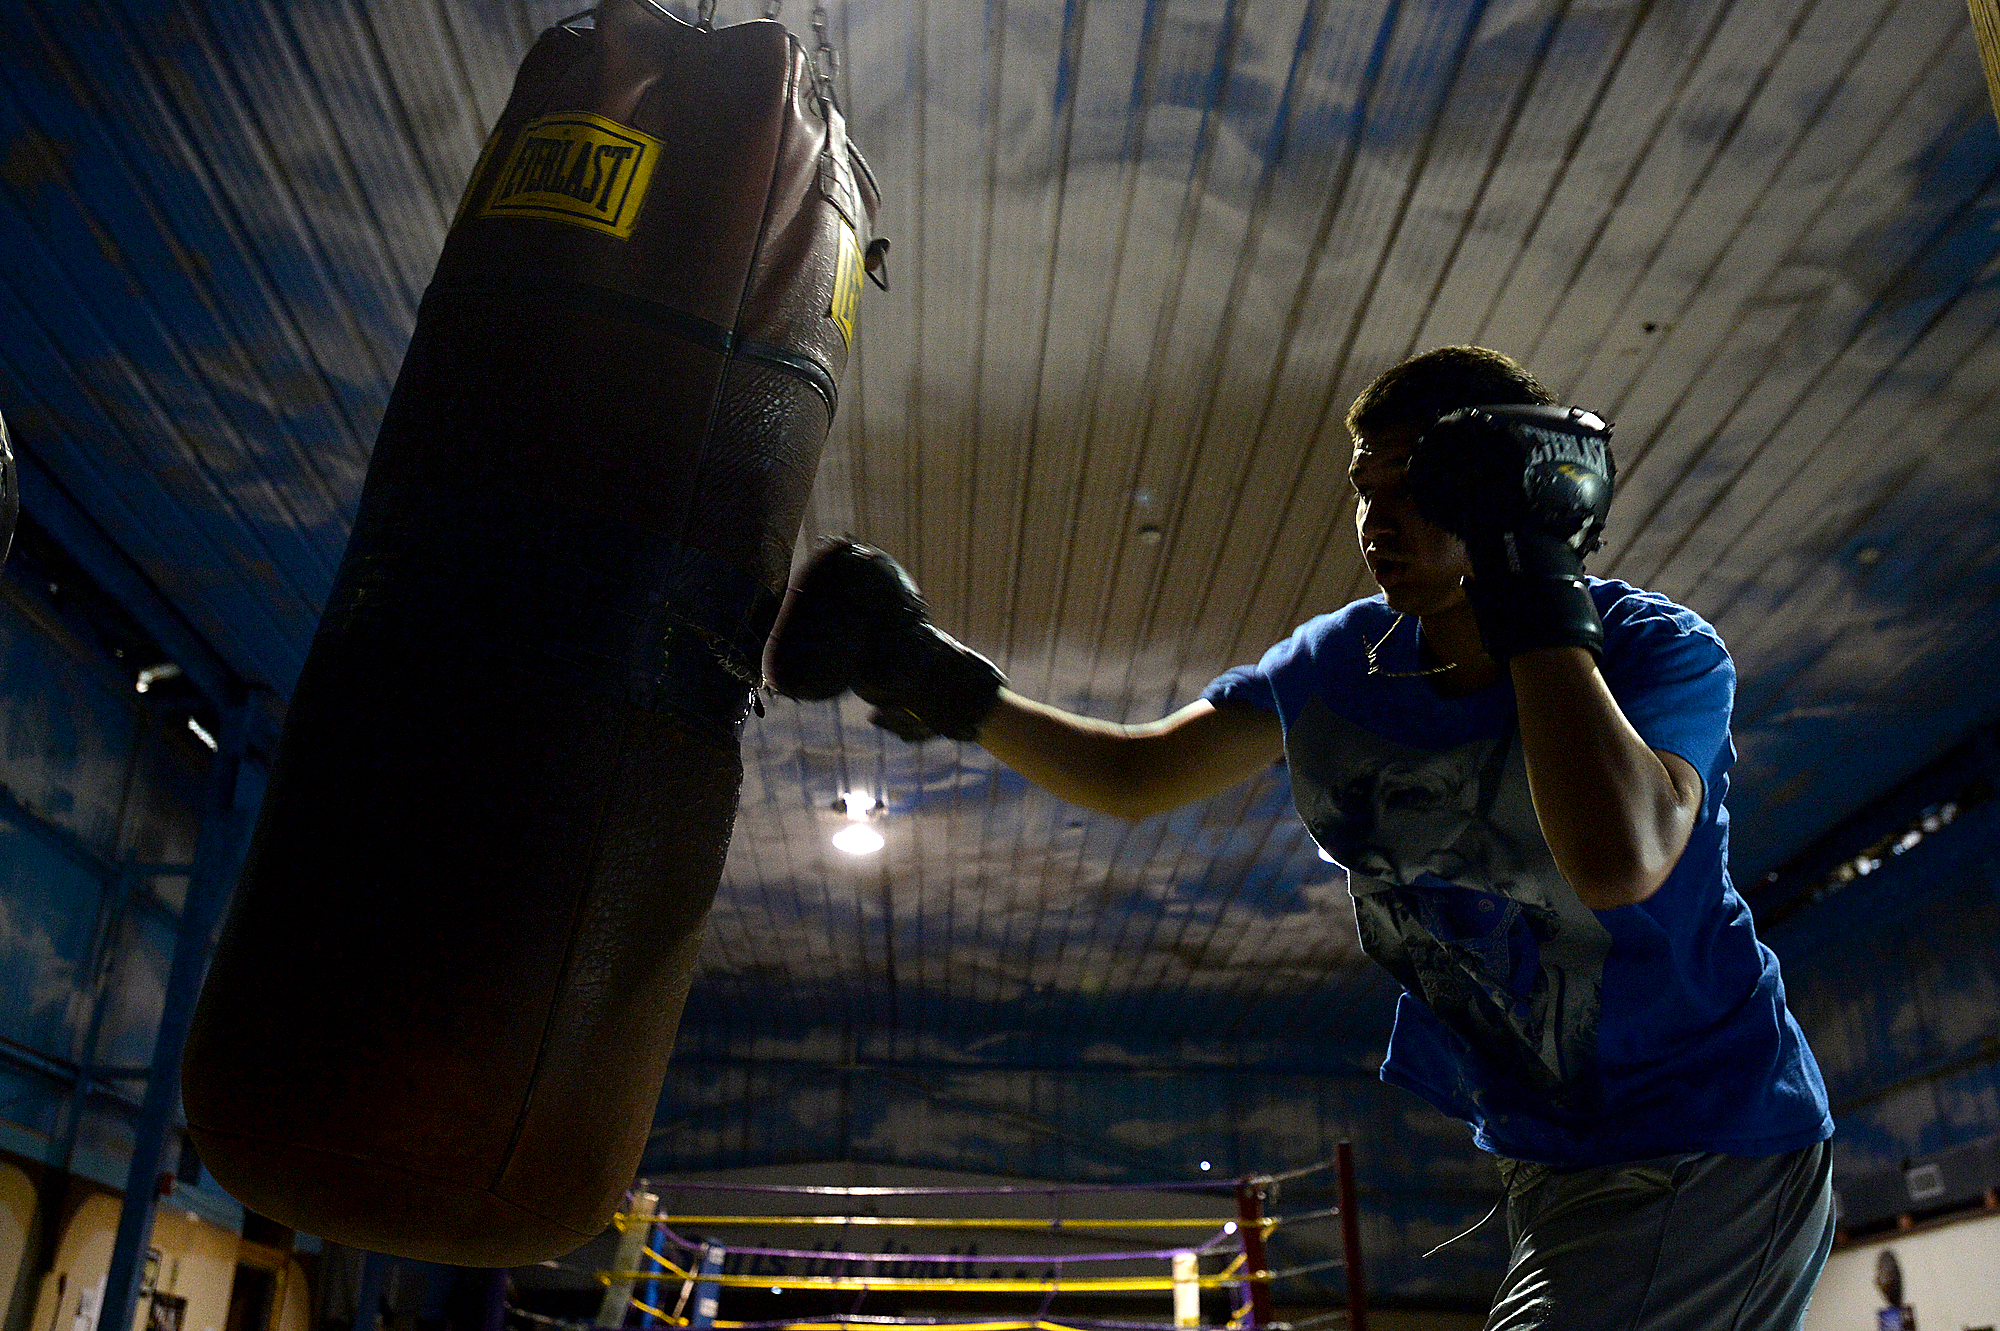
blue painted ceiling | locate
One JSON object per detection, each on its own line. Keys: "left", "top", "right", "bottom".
{"left": 2, "top": 0, "right": 1997, "bottom": 1104}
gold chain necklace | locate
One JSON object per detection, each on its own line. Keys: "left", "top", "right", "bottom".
{"left": 1362, "top": 612, "right": 1458, "bottom": 679}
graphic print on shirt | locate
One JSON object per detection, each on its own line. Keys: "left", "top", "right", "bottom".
{"left": 1287, "top": 695, "right": 1613, "bottom": 1112}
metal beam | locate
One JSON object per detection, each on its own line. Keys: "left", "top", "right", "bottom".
{"left": 12, "top": 454, "right": 286, "bottom": 760}
{"left": 14, "top": 453, "right": 239, "bottom": 713}
{"left": 0, "top": 1031, "right": 85, "bottom": 1089}
{"left": 0, "top": 774, "right": 120, "bottom": 882}
{"left": 97, "top": 701, "right": 260, "bottom": 1331}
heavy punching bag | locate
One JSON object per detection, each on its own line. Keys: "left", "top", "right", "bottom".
{"left": 182, "top": 0, "right": 879, "bottom": 1266}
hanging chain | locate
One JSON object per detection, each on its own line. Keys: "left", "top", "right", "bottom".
{"left": 809, "top": 0, "right": 840, "bottom": 111}
{"left": 694, "top": 0, "right": 834, "bottom": 107}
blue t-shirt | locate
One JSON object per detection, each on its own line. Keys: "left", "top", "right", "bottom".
{"left": 1203, "top": 579, "right": 1832, "bottom": 1166}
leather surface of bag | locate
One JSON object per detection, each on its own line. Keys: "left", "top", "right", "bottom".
{"left": 182, "top": 0, "right": 878, "bottom": 1267}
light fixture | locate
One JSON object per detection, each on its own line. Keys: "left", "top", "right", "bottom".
{"left": 832, "top": 788, "right": 885, "bottom": 855}
{"left": 832, "top": 823, "right": 884, "bottom": 856}
{"left": 1223, "top": 1221, "right": 1237, "bottom": 1235}
{"left": 136, "top": 662, "right": 182, "bottom": 694}
{"left": 186, "top": 718, "right": 218, "bottom": 752}
{"left": 1198, "top": 1160, "right": 1211, "bottom": 1171}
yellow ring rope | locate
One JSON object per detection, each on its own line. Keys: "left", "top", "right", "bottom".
{"left": 599, "top": 1271, "right": 1254, "bottom": 1294}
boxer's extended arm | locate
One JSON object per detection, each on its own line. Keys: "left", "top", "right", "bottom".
{"left": 977, "top": 693, "right": 1284, "bottom": 821}
{"left": 763, "top": 542, "right": 1283, "bottom": 818}
{"left": 1510, "top": 645, "right": 1701, "bottom": 910}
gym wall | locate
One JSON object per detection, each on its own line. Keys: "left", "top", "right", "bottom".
{"left": 23, "top": 1194, "right": 254, "bottom": 1331}
{"left": 1803, "top": 1213, "right": 2000, "bottom": 1331}
{"left": 0, "top": 568, "right": 210, "bottom": 1171}
{"left": 0, "top": 1162, "right": 33, "bottom": 1321}
{"left": 1765, "top": 783, "right": 2000, "bottom": 1225}
{"left": 0, "top": 563, "right": 255, "bottom": 1331}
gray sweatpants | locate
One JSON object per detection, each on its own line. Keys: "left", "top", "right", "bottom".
{"left": 1485, "top": 1142, "right": 1835, "bottom": 1331}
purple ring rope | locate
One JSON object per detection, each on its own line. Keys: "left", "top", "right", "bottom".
{"left": 640, "top": 1182, "right": 1240, "bottom": 1196}
{"left": 710, "top": 1320, "right": 1237, "bottom": 1331}
{"left": 649, "top": 1223, "right": 1238, "bottom": 1266}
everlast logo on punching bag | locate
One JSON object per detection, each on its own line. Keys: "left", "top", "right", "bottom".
{"left": 479, "top": 112, "right": 662, "bottom": 238}
{"left": 829, "top": 224, "right": 862, "bottom": 347}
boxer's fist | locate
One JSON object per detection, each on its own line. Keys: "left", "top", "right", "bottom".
{"left": 764, "top": 540, "right": 1005, "bottom": 742}
{"left": 1407, "top": 404, "right": 1615, "bottom": 660}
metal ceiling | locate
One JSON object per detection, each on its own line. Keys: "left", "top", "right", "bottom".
{"left": 3, "top": 0, "right": 1998, "bottom": 1100}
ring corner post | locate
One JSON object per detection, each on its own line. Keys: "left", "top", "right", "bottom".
{"left": 1335, "top": 1142, "right": 1365, "bottom": 1331}
{"left": 1233, "top": 1180, "right": 1274, "bottom": 1329}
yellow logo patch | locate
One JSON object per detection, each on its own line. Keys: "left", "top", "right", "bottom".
{"left": 478, "top": 113, "right": 662, "bottom": 239}
{"left": 829, "top": 222, "right": 862, "bottom": 348}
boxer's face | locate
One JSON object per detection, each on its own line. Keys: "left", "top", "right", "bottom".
{"left": 1350, "top": 429, "right": 1473, "bottom": 617}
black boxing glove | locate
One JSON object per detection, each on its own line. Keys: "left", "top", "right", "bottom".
{"left": 1405, "top": 403, "right": 1615, "bottom": 661}
{"left": 764, "top": 540, "right": 1006, "bottom": 742}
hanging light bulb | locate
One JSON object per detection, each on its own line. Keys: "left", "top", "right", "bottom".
{"left": 832, "top": 823, "right": 884, "bottom": 855}
{"left": 832, "top": 788, "right": 884, "bottom": 854}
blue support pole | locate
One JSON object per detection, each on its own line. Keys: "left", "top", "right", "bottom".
{"left": 480, "top": 1270, "right": 508, "bottom": 1331}
{"left": 355, "top": 1253, "right": 390, "bottom": 1331}
{"left": 688, "top": 1246, "right": 723, "bottom": 1330}
{"left": 97, "top": 701, "right": 261, "bottom": 1331}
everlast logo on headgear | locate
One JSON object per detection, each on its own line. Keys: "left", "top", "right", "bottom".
{"left": 478, "top": 112, "right": 662, "bottom": 239}
{"left": 1521, "top": 426, "right": 1608, "bottom": 472}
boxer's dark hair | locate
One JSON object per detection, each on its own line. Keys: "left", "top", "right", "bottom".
{"left": 1346, "top": 345, "right": 1553, "bottom": 441}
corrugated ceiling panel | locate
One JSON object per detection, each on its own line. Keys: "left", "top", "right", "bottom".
{"left": 711, "top": 0, "right": 2000, "bottom": 1045}
{"left": 2, "top": 0, "right": 1998, "bottom": 1088}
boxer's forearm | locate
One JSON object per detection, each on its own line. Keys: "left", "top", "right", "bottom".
{"left": 977, "top": 692, "right": 1284, "bottom": 821}
{"left": 1509, "top": 646, "right": 1700, "bottom": 909}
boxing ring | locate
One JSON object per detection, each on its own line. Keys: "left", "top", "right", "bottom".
{"left": 576, "top": 1144, "right": 1368, "bottom": 1331}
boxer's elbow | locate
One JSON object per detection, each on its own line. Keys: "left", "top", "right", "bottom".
{"left": 1567, "top": 858, "right": 1673, "bottom": 910}
{"left": 1563, "top": 805, "right": 1695, "bottom": 909}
